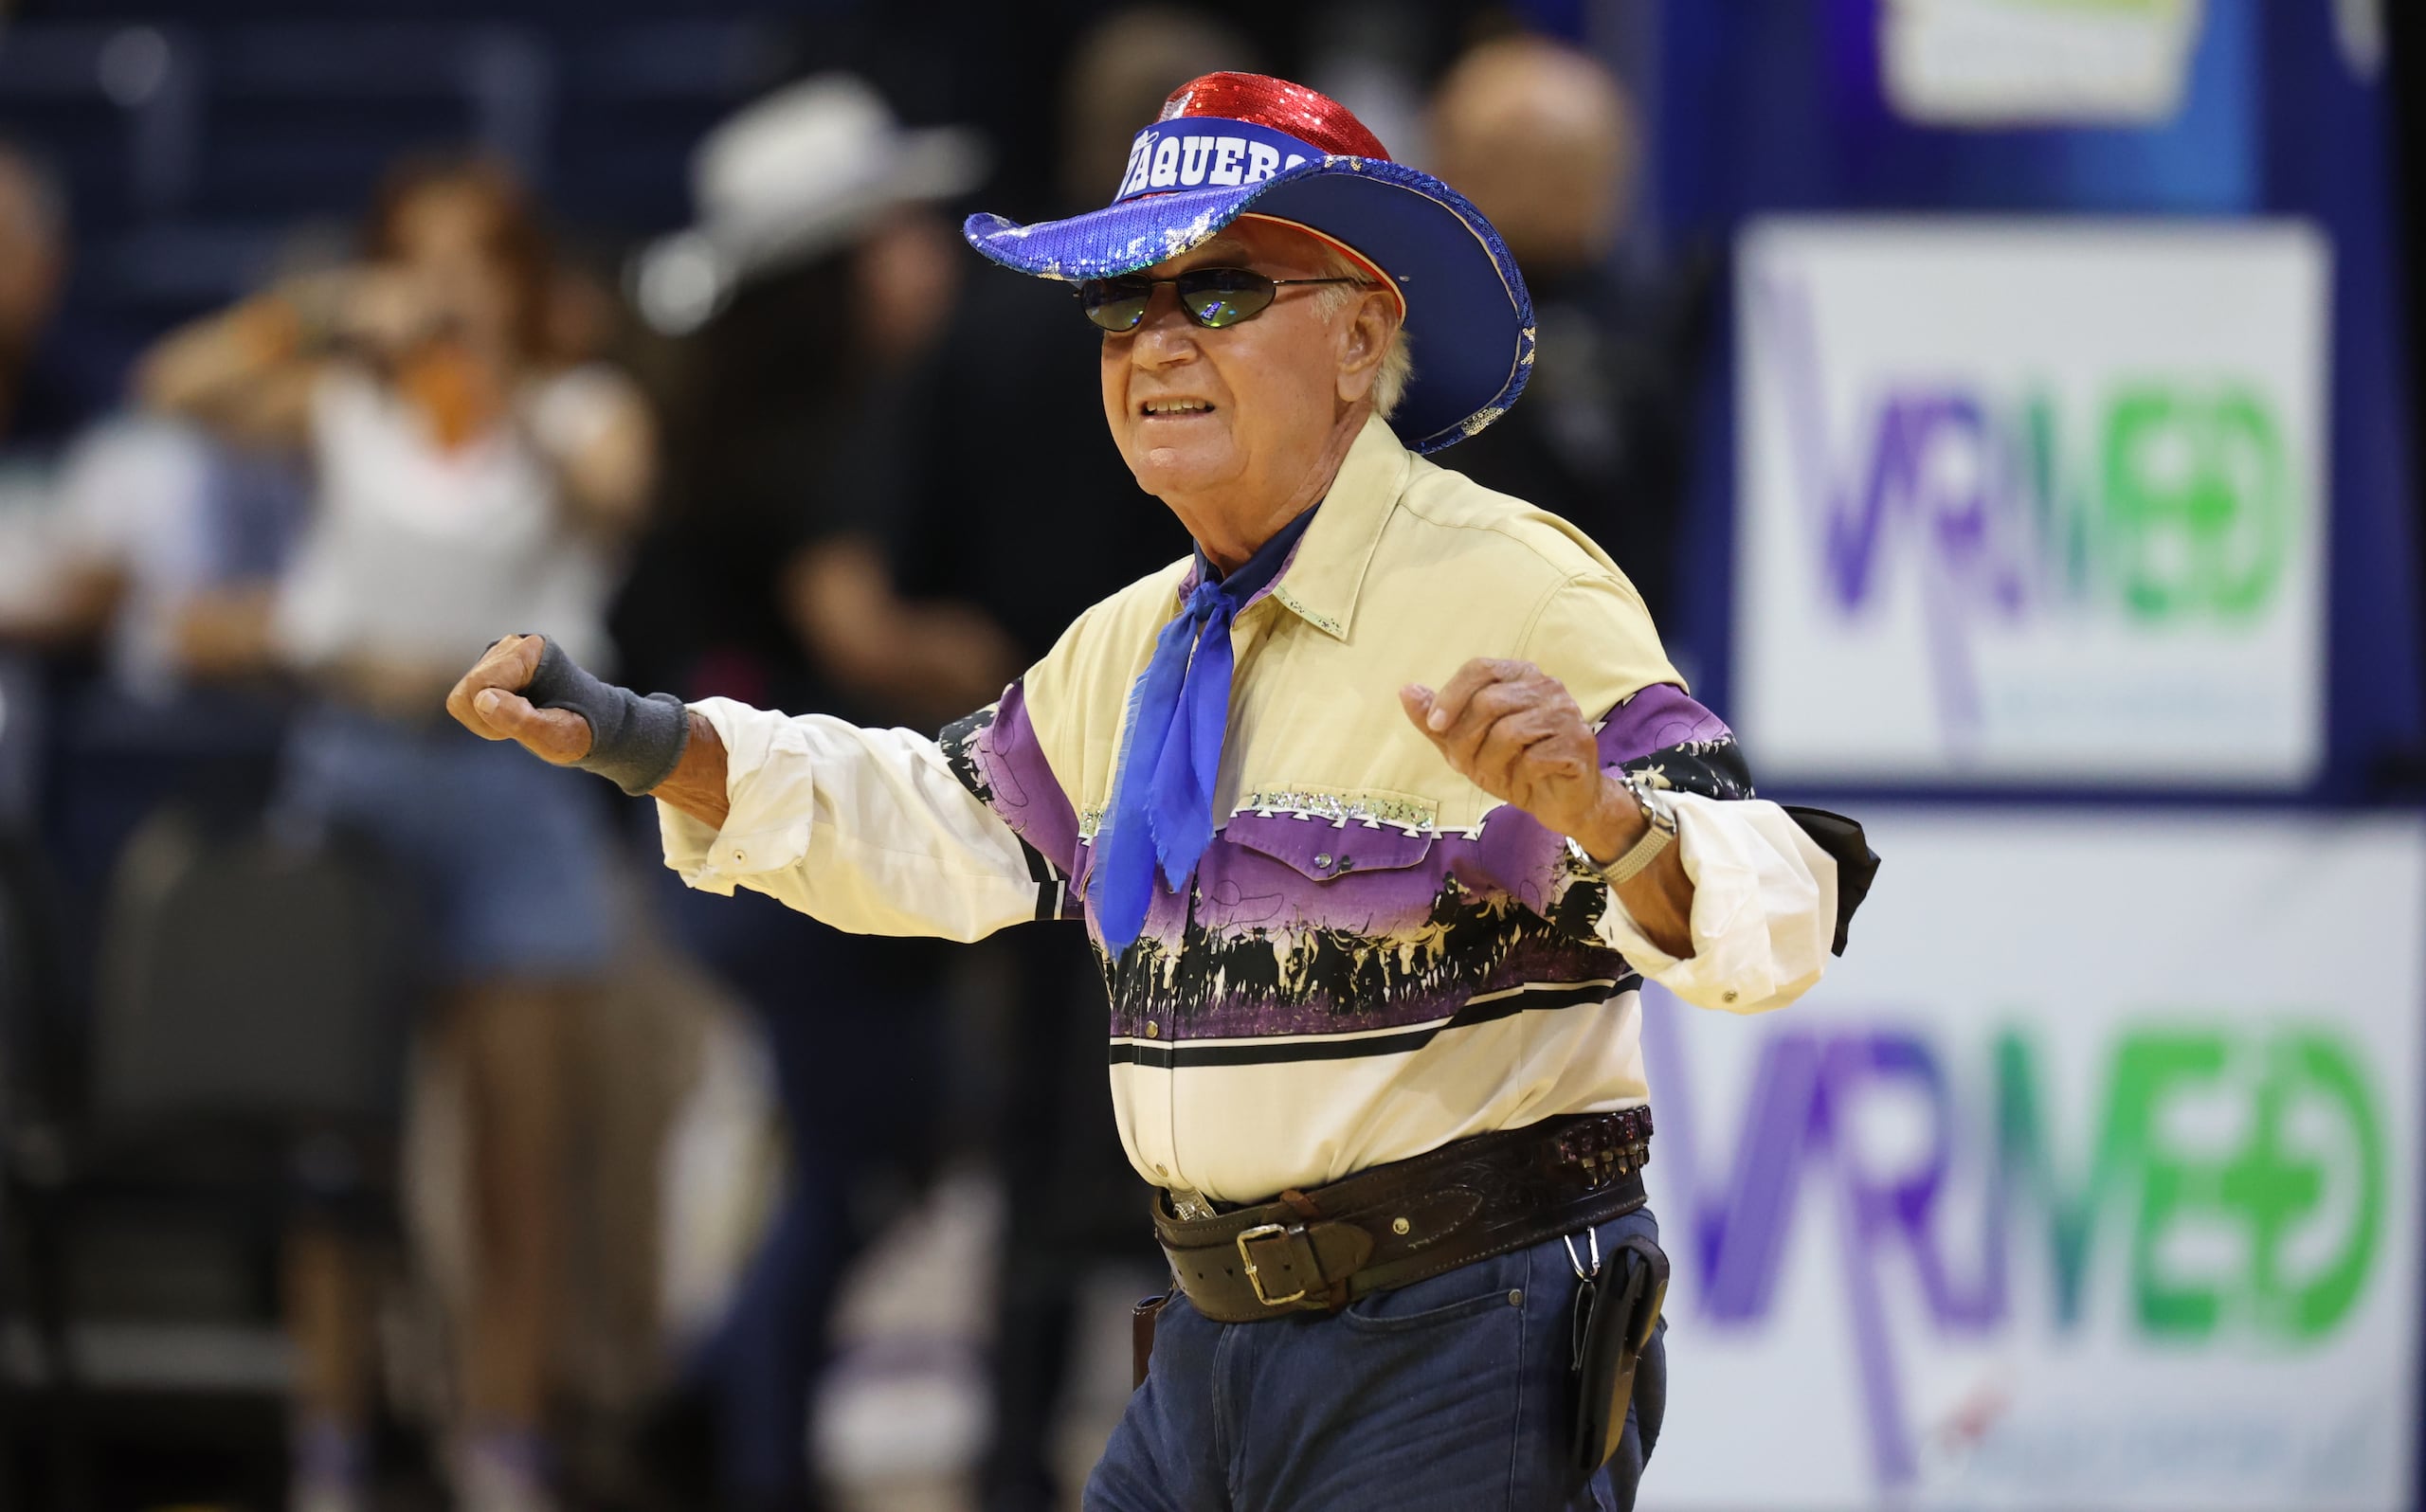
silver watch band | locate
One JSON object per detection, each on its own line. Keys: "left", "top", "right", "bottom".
{"left": 1604, "top": 777, "right": 1678, "bottom": 885}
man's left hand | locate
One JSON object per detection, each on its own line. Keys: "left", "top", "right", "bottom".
{"left": 1400, "top": 658, "right": 1638, "bottom": 863}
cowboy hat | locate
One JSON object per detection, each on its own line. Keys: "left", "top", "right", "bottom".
{"left": 636, "top": 73, "right": 988, "bottom": 333}
{"left": 962, "top": 72, "right": 1531, "bottom": 453}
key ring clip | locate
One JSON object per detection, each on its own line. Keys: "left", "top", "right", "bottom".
{"left": 1563, "top": 1225, "right": 1602, "bottom": 1282}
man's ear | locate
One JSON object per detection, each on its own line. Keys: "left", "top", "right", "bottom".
{"left": 1334, "top": 291, "right": 1397, "bottom": 405}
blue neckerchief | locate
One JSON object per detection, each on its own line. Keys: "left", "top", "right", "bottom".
{"left": 1095, "top": 507, "right": 1316, "bottom": 954}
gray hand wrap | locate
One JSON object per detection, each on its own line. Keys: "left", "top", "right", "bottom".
{"left": 519, "top": 637, "right": 691, "bottom": 797}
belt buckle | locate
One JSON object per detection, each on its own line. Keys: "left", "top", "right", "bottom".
{"left": 1235, "top": 1222, "right": 1311, "bottom": 1307}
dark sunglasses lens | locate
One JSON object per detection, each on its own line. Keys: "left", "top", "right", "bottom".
{"left": 1178, "top": 269, "right": 1276, "bottom": 328}
{"left": 1079, "top": 279, "right": 1151, "bottom": 332}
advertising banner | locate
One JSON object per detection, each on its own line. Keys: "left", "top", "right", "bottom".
{"left": 1638, "top": 809, "right": 2423, "bottom": 1511}
{"left": 1880, "top": 0, "right": 2208, "bottom": 126}
{"left": 1734, "top": 221, "right": 2328, "bottom": 787}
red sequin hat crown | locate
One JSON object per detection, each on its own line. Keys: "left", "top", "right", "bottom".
{"left": 1156, "top": 72, "right": 1390, "bottom": 163}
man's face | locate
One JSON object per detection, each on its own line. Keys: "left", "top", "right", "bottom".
{"left": 1099, "top": 217, "right": 1360, "bottom": 507}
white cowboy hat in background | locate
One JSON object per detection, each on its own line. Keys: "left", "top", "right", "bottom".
{"left": 632, "top": 73, "right": 989, "bottom": 334}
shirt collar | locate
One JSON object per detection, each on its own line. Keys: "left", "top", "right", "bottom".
{"left": 1191, "top": 498, "right": 1317, "bottom": 607}
{"left": 1266, "top": 414, "right": 1409, "bottom": 641}
{"left": 1168, "top": 413, "right": 1410, "bottom": 640}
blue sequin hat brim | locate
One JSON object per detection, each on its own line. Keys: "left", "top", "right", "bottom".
{"left": 964, "top": 153, "right": 1534, "bottom": 455}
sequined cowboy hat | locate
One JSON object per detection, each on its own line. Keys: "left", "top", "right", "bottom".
{"left": 963, "top": 72, "right": 1532, "bottom": 454}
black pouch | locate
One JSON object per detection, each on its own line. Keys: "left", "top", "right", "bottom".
{"left": 1570, "top": 1234, "right": 1669, "bottom": 1477}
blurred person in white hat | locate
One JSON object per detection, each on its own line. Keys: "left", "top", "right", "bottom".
{"left": 632, "top": 72, "right": 988, "bottom": 339}
{"left": 619, "top": 70, "right": 1010, "bottom": 727}
{"left": 612, "top": 73, "right": 1027, "bottom": 1512}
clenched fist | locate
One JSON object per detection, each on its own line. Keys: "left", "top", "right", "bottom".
{"left": 1399, "top": 658, "right": 1638, "bottom": 864}
{"left": 445, "top": 633, "right": 594, "bottom": 765}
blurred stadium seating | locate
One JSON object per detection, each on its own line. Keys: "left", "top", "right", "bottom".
{"left": 2, "top": 806, "right": 414, "bottom": 1504}
{"left": 0, "top": 14, "right": 780, "bottom": 333}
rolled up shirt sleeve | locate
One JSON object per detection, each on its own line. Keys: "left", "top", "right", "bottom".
{"left": 658, "top": 695, "right": 1043, "bottom": 942}
{"left": 1590, "top": 791, "right": 1838, "bottom": 1015}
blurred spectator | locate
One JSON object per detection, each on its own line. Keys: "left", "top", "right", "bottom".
{"left": 1425, "top": 34, "right": 1710, "bottom": 625}
{"left": 614, "top": 77, "right": 1006, "bottom": 1512}
{"left": 0, "top": 145, "right": 103, "bottom": 443}
{"left": 0, "top": 143, "right": 117, "bottom": 826}
{"left": 883, "top": 5, "right": 1227, "bottom": 671}
{"left": 0, "top": 412, "right": 306, "bottom": 963}
{"left": 138, "top": 155, "right": 654, "bottom": 1512}
{"left": 11, "top": 418, "right": 303, "bottom": 708}
{"left": 624, "top": 74, "right": 1013, "bottom": 728}
{"left": 874, "top": 11, "right": 1253, "bottom": 1508}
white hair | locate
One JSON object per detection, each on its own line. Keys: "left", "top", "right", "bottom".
{"left": 1309, "top": 245, "right": 1413, "bottom": 420}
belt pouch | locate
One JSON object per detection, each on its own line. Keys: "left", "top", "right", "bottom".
{"left": 1132, "top": 1293, "right": 1168, "bottom": 1390}
{"left": 1571, "top": 1235, "right": 1668, "bottom": 1477}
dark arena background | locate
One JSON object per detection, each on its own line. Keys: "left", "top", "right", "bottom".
{"left": 0, "top": 1, "right": 2422, "bottom": 1510}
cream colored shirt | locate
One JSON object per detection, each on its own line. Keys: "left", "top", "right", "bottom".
{"left": 662, "top": 415, "right": 1837, "bottom": 1202}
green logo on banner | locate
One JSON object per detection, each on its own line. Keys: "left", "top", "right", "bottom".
{"left": 1997, "top": 1026, "right": 2384, "bottom": 1341}
{"left": 2101, "top": 387, "right": 2290, "bottom": 621}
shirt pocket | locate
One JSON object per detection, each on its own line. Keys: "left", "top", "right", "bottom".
{"left": 1204, "top": 795, "right": 1447, "bottom": 937}
{"left": 1223, "top": 809, "right": 1437, "bottom": 882}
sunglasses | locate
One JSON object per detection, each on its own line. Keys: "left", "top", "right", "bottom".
{"left": 1077, "top": 267, "right": 1367, "bottom": 333}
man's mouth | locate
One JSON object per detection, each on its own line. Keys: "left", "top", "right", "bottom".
{"left": 1139, "top": 398, "right": 1215, "bottom": 417}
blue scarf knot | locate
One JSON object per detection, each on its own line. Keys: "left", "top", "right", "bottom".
{"left": 1094, "top": 510, "right": 1315, "bottom": 954}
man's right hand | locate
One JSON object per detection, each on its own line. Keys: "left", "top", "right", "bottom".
{"left": 445, "top": 633, "right": 595, "bottom": 765}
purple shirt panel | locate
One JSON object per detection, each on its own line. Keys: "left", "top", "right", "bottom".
{"left": 1094, "top": 804, "right": 1627, "bottom": 1038}
{"left": 955, "top": 671, "right": 1706, "bottom": 1043}
{"left": 1595, "top": 682, "right": 1731, "bottom": 767}
{"left": 971, "top": 679, "right": 1082, "bottom": 879}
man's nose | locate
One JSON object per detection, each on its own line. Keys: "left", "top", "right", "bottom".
{"left": 1128, "top": 284, "right": 1201, "bottom": 368}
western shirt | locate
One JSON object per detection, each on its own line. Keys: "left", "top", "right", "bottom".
{"left": 661, "top": 414, "right": 1838, "bottom": 1204}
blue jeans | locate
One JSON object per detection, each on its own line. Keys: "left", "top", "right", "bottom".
{"left": 1088, "top": 1207, "right": 1666, "bottom": 1512}
{"left": 281, "top": 706, "right": 613, "bottom": 981}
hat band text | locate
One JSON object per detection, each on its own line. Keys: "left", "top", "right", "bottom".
{"left": 1113, "top": 117, "right": 1318, "bottom": 203}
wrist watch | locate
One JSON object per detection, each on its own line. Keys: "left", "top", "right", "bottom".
{"left": 1604, "top": 773, "right": 1679, "bottom": 885}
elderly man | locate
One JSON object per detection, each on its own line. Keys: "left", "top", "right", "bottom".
{"left": 450, "top": 73, "right": 1872, "bottom": 1511}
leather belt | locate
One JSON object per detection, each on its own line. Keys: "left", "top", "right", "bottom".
{"left": 1152, "top": 1108, "right": 1653, "bottom": 1324}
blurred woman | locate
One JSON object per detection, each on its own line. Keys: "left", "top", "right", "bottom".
{"left": 140, "top": 156, "right": 653, "bottom": 1512}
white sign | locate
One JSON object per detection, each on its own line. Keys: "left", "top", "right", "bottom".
{"left": 1638, "top": 809, "right": 2425, "bottom": 1511}
{"left": 1882, "top": 0, "right": 2208, "bottom": 126}
{"left": 1735, "top": 220, "right": 2329, "bottom": 787}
